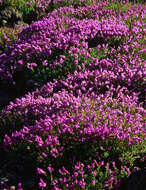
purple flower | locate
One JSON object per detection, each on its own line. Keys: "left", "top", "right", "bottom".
{"left": 92, "top": 180, "right": 96, "bottom": 185}
{"left": 47, "top": 166, "right": 54, "bottom": 172}
{"left": 37, "top": 168, "right": 46, "bottom": 175}
{"left": 42, "top": 60, "right": 48, "bottom": 66}
{"left": 39, "top": 178, "right": 46, "bottom": 188}
{"left": 3, "top": 134, "right": 12, "bottom": 146}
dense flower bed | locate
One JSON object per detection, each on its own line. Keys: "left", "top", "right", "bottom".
{"left": 0, "top": 12, "right": 129, "bottom": 81}
{"left": 1, "top": 88, "right": 145, "bottom": 189}
{"left": 0, "top": 0, "right": 145, "bottom": 189}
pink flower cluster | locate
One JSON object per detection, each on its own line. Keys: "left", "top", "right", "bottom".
{"left": 1, "top": 87, "right": 145, "bottom": 188}
{"left": 0, "top": 0, "right": 145, "bottom": 189}
{"left": 0, "top": 2, "right": 130, "bottom": 82}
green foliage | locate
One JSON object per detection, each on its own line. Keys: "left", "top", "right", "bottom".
{"left": 105, "top": 1, "right": 131, "bottom": 12}
{"left": 1, "top": 0, "right": 34, "bottom": 16}
{"left": 28, "top": 50, "right": 77, "bottom": 85}
{"left": 121, "top": 140, "right": 146, "bottom": 168}
{"left": 143, "top": 18, "right": 146, "bottom": 23}
{"left": 0, "top": 27, "right": 22, "bottom": 51}
{"left": 53, "top": 0, "right": 93, "bottom": 9}
{"left": 138, "top": 51, "right": 146, "bottom": 60}
{"left": 129, "top": 0, "right": 145, "bottom": 4}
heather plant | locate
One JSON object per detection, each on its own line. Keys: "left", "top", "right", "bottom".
{"left": 0, "top": 8, "right": 130, "bottom": 92}
{"left": 0, "top": 0, "right": 146, "bottom": 189}
{"left": 0, "top": 89, "right": 145, "bottom": 189}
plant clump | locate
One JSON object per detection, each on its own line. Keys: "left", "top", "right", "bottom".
{"left": 0, "top": 0, "right": 145, "bottom": 189}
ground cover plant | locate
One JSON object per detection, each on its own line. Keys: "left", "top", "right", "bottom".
{"left": 0, "top": 0, "right": 146, "bottom": 189}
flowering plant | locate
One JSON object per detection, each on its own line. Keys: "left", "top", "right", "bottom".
{"left": 0, "top": 0, "right": 145, "bottom": 189}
